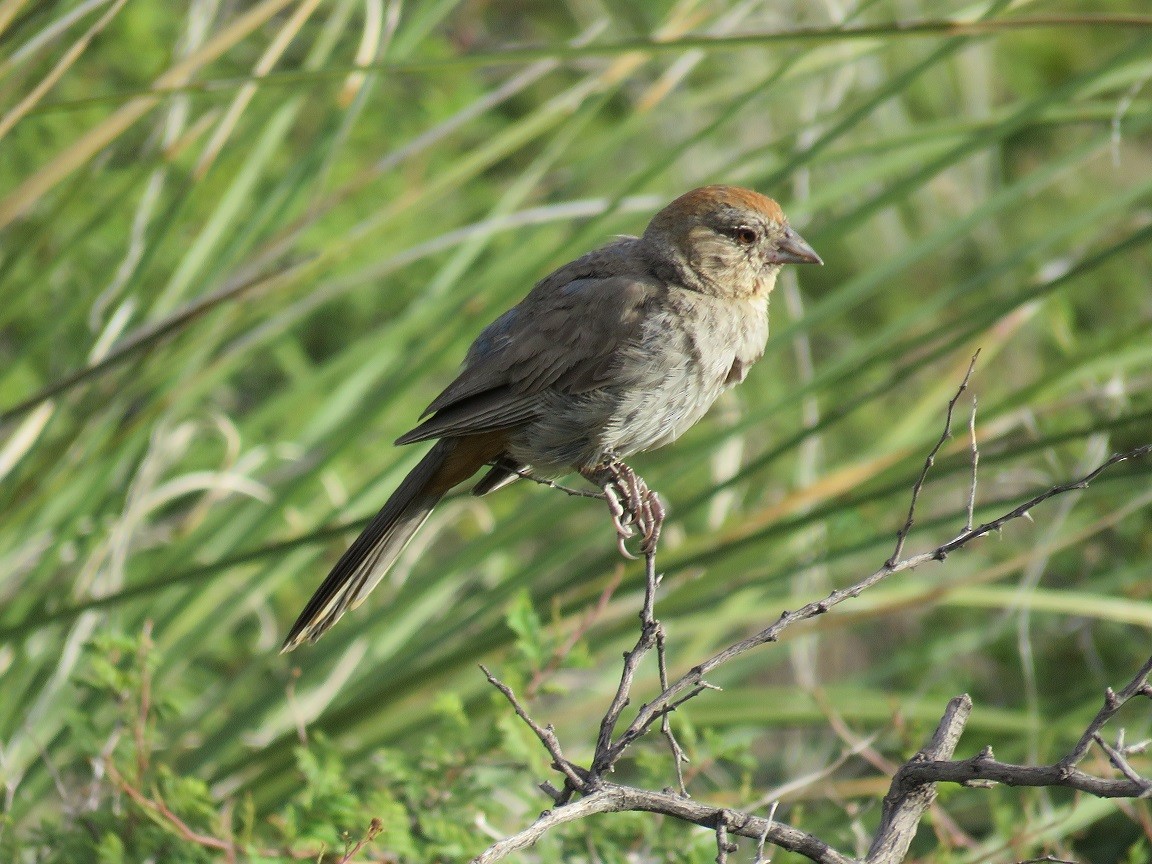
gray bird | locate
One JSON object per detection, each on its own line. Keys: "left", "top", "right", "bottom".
{"left": 283, "top": 185, "right": 821, "bottom": 651}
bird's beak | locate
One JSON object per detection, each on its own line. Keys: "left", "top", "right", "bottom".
{"left": 767, "top": 227, "right": 822, "bottom": 265}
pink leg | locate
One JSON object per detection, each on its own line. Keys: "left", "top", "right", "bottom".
{"left": 583, "top": 462, "right": 665, "bottom": 558}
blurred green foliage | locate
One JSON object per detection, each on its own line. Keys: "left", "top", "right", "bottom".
{"left": 1, "top": 0, "right": 1151, "bottom": 861}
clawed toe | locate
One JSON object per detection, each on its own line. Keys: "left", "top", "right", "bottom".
{"left": 603, "top": 480, "right": 639, "bottom": 559}
{"left": 584, "top": 461, "right": 665, "bottom": 559}
{"left": 638, "top": 490, "right": 665, "bottom": 554}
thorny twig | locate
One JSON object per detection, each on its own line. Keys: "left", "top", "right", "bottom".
{"left": 715, "top": 810, "right": 736, "bottom": 863}
{"left": 894, "top": 655, "right": 1152, "bottom": 800}
{"left": 888, "top": 351, "right": 979, "bottom": 567}
{"left": 476, "top": 357, "right": 1152, "bottom": 863}
{"left": 965, "top": 394, "right": 978, "bottom": 531}
{"left": 513, "top": 466, "right": 604, "bottom": 500}
{"left": 657, "top": 622, "right": 690, "bottom": 796}
{"left": 1061, "top": 653, "right": 1152, "bottom": 767}
{"left": 605, "top": 443, "right": 1152, "bottom": 764}
{"left": 751, "top": 802, "right": 779, "bottom": 864}
{"left": 480, "top": 666, "right": 587, "bottom": 793}
{"left": 468, "top": 781, "right": 854, "bottom": 864}
{"left": 585, "top": 514, "right": 689, "bottom": 794}
{"left": 1091, "top": 734, "right": 1152, "bottom": 793}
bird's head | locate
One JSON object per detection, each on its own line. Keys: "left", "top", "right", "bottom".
{"left": 642, "top": 185, "right": 822, "bottom": 299}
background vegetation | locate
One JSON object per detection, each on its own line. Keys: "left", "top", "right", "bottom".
{"left": 1, "top": 1, "right": 1150, "bottom": 861}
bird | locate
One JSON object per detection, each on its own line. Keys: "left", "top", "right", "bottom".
{"left": 282, "top": 185, "right": 821, "bottom": 651}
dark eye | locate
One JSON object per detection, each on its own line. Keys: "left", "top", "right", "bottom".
{"left": 733, "top": 227, "right": 758, "bottom": 246}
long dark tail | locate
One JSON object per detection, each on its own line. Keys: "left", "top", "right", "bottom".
{"left": 281, "top": 433, "right": 512, "bottom": 651}
{"left": 281, "top": 441, "right": 454, "bottom": 651}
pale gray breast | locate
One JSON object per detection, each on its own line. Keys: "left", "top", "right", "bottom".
{"left": 627, "top": 292, "right": 769, "bottom": 453}
{"left": 508, "top": 290, "right": 768, "bottom": 471}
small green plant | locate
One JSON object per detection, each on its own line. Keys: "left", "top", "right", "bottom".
{"left": 8, "top": 627, "right": 574, "bottom": 862}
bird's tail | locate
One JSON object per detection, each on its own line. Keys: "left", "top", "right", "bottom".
{"left": 282, "top": 438, "right": 479, "bottom": 651}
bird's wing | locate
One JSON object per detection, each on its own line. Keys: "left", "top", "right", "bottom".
{"left": 395, "top": 275, "right": 655, "bottom": 445}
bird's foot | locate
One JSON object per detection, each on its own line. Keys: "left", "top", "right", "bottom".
{"left": 587, "top": 462, "right": 664, "bottom": 559}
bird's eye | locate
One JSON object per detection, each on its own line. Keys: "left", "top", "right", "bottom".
{"left": 734, "top": 227, "right": 758, "bottom": 246}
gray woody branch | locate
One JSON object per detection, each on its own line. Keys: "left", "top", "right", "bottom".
{"left": 474, "top": 352, "right": 1152, "bottom": 863}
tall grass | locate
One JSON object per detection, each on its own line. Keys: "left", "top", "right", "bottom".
{"left": 1, "top": 1, "right": 1150, "bottom": 860}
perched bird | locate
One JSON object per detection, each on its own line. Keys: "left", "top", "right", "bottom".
{"left": 282, "top": 185, "right": 821, "bottom": 651}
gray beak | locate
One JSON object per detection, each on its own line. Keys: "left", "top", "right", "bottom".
{"left": 767, "top": 227, "right": 822, "bottom": 265}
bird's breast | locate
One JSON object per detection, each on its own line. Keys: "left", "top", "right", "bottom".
{"left": 506, "top": 290, "right": 770, "bottom": 471}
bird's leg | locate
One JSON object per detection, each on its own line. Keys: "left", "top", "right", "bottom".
{"left": 583, "top": 461, "right": 665, "bottom": 559}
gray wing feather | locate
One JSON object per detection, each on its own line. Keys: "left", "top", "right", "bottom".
{"left": 397, "top": 273, "right": 656, "bottom": 444}
{"left": 395, "top": 389, "right": 540, "bottom": 445}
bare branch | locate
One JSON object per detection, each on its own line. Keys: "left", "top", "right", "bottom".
{"left": 588, "top": 617, "right": 659, "bottom": 778}
{"left": 604, "top": 443, "right": 1152, "bottom": 761}
{"left": 1091, "top": 734, "right": 1152, "bottom": 794}
{"left": 965, "top": 395, "right": 978, "bottom": 532}
{"left": 715, "top": 810, "right": 734, "bottom": 863}
{"left": 587, "top": 506, "right": 685, "bottom": 787}
{"left": 868, "top": 695, "right": 972, "bottom": 863}
{"left": 897, "top": 749, "right": 1152, "bottom": 798}
{"left": 657, "top": 622, "right": 690, "bottom": 797}
{"left": 1062, "top": 652, "right": 1152, "bottom": 767}
{"left": 887, "top": 351, "right": 980, "bottom": 566}
{"left": 480, "top": 666, "right": 587, "bottom": 791}
{"left": 933, "top": 444, "right": 1152, "bottom": 560}
{"left": 475, "top": 351, "right": 1152, "bottom": 864}
{"left": 512, "top": 466, "right": 604, "bottom": 500}
{"left": 751, "top": 802, "right": 779, "bottom": 864}
{"left": 468, "top": 782, "right": 855, "bottom": 864}
{"left": 891, "top": 654, "right": 1152, "bottom": 806}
